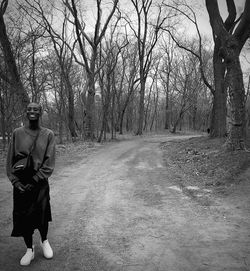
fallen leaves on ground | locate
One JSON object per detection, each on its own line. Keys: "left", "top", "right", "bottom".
{"left": 161, "top": 136, "right": 250, "bottom": 192}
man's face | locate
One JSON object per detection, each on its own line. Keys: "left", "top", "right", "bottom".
{"left": 26, "top": 103, "right": 41, "bottom": 121}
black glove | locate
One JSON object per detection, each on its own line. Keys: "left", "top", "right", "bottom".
{"left": 13, "top": 181, "right": 26, "bottom": 193}
{"left": 24, "top": 177, "right": 38, "bottom": 191}
{"left": 24, "top": 183, "right": 36, "bottom": 192}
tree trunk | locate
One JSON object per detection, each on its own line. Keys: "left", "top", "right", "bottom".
{"left": 150, "top": 90, "right": 159, "bottom": 131}
{"left": 164, "top": 71, "right": 171, "bottom": 130}
{"left": 98, "top": 117, "right": 105, "bottom": 143}
{"left": 225, "top": 51, "right": 246, "bottom": 150}
{"left": 98, "top": 99, "right": 109, "bottom": 142}
{"left": 119, "top": 85, "right": 135, "bottom": 135}
{"left": 137, "top": 78, "right": 146, "bottom": 135}
{"left": 210, "top": 92, "right": 227, "bottom": 137}
{"left": 164, "top": 91, "right": 170, "bottom": 130}
{"left": 210, "top": 41, "right": 227, "bottom": 137}
{"left": 85, "top": 74, "right": 96, "bottom": 140}
{"left": 144, "top": 91, "right": 152, "bottom": 131}
{"left": 0, "top": 12, "right": 29, "bottom": 111}
{"left": 119, "top": 109, "right": 125, "bottom": 135}
{"left": 67, "top": 84, "right": 78, "bottom": 139}
{"left": 205, "top": 0, "right": 250, "bottom": 149}
{"left": 59, "top": 112, "right": 63, "bottom": 144}
{"left": 172, "top": 111, "right": 184, "bottom": 133}
{"left": 192, "top": 104, "right": 197, "bottom": 130}
{"left": 0, "top": 101, "right": 6, "bottom": 149}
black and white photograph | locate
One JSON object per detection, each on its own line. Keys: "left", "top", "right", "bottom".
{"left": 0, "top": 0, "right": 250, "bottom": 270}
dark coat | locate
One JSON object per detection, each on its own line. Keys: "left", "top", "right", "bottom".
{"left": 6, "top": 126, "right": 55, "bottom": 237}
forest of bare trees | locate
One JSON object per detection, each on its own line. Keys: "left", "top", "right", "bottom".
{"left": 0, "top": 0, "right": 249, "bottom": 150}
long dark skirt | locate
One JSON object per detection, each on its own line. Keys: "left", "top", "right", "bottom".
{"left": 11, "top": 179, "right": 52, "bottom": 237}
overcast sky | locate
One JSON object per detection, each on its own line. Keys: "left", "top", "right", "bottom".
{"left": 80, "top": 0, "right": 246, "bottom": 37}
{"left": 55, "top": 0, "right": 248, "bottom": 72}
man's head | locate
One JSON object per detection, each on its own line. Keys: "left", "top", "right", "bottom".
{"left": 26, "top": 102, "right": 42, "bottom": 121}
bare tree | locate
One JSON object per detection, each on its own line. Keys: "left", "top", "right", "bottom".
{"left": 97, "top": 32, "right": 128, "bottom": 142}
{"left": 125, "top": 0, "right": 169, "bottom": 135}
{"left": 0, "top": 0, "right": 29, "bottom": 113}
{"left": 19, "top": 0, "right": 78, "bottom": 139}
{"left": 159, "top": 35, "right": 175, "bottom": 130}
{"left": 0, "top": 76, "right": 13, "bottom": 148}
{"left": 64, "top": 0, "right": 119, "bottom": 140}
{"left": 170, "top": 54, "right": 199, "bottom": 133}
{"left": 115, "top": 39, "right": 139, "bottom": 135}
{"left": 144, "top": 55, "right": 160, "bottom": 131}
{"left": 206, "top": 0, "right": 250, "bottom": 150}
{"left": 161, "top": 1, "right": 243, "bottom": 139}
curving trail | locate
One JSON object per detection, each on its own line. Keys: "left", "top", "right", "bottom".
{"left": 0, "top": 134, "right": 249, "bottom": 271}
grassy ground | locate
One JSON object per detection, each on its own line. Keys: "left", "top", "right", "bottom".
{"left": 160, "top": 134, "right": 250, "bottom": 195}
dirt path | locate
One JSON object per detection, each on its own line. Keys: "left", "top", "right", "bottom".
{"left": 0, "top": 134, "right": 249, "bottom": 271}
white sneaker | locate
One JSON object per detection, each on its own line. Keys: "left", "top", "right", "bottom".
{"left": 20, "top": 246, "right": 34, "bottom": 266}
{"left": 40, "top": 239, "right": 53, "bottom": 259}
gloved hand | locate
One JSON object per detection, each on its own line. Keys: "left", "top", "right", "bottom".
{"left": 24, "top": 177, "right": 38, "bottom": 191}
{"left": 13, "top": 181, "right": 26, "bottom": 193}
{"left": 24, "top": 183, "right": 36, "bottom": 192}
{"left": 32, "top": 175, "right": 40, "bottom": 183}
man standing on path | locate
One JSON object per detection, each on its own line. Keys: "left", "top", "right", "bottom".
{"left": 6, "top": 102, "right": 56, "bottom": 266}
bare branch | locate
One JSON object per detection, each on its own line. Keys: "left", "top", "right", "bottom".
{"left": 161, "top": 3, "right": 214, "bottom": 94}
{"left": 0, "top": 0, "right": 8, "bottom": 15}
{"left": 68, "top": 0, "right": 90, "bottom": 72}
{"left": 234, "top": 0, "right": 250, "bottom": 50}
{"left": 96, "top": 0, "right": 119, "bottom": 44}
{"left": 205, "top": 0, "right": 228, "bottom": 39}
{"left": 224, "top": 0, "right": 236, "bottom": 31}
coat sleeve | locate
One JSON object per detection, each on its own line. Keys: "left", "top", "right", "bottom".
{"left": 6, "top": 131, "right": 19, "bottom": 185}
{"left": 33, "top": 131, "right": 56, "bottom": 182}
